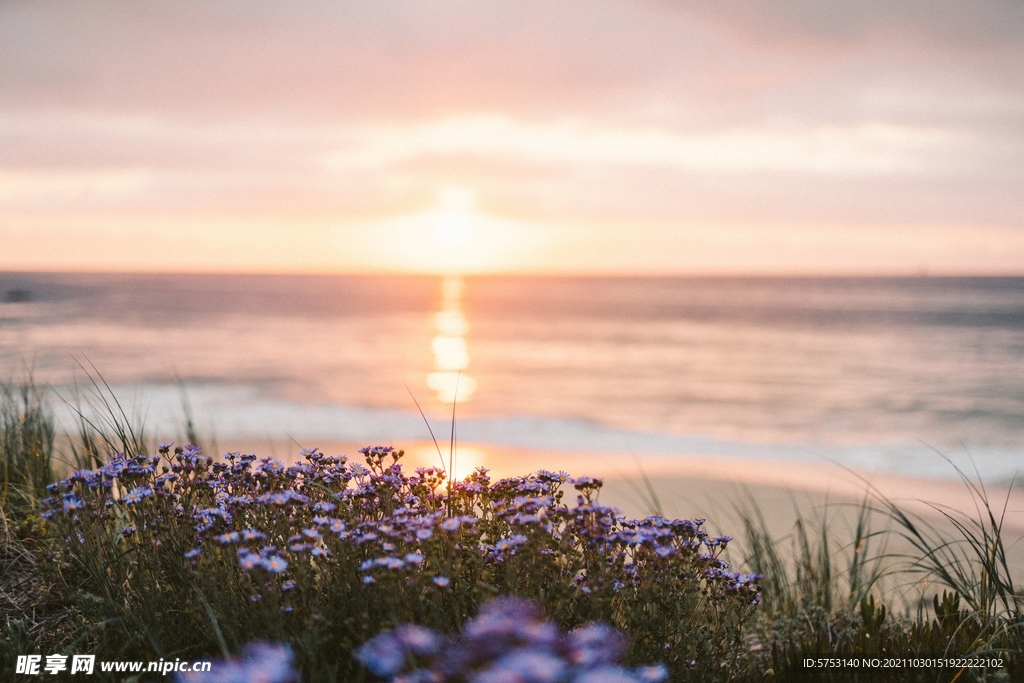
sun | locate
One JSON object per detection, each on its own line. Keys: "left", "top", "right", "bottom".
{"left": 433, "top": 186, "right": 476, "bottom": 247}
{"left": 435, "top": 212, "right": 470, "bottom": 246}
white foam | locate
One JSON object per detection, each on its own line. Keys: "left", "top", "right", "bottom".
{"left": 48, "top": 381, "right": 1022, "bottom": 483}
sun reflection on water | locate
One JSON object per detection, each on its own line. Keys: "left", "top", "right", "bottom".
{"left": 427, "top": 276, "right": 476, "bottom": 403}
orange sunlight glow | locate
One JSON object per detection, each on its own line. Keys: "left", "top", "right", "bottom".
{"left": 435, "top": 213, "right": 470, "bottom": 247}
{"left": 426, "top": 276, "right": 477, "bottom": 404}
{"left": 339, "top": 186, "right": 546, "bottom": 275}
{"left": 434, "top": 186, "right": 474, "bottom": 246}
{"left": 407, "top": 443, "right": 485, "bottom": 482}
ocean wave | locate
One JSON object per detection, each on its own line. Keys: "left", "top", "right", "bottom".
{"left": 47, "top": 381, "right": 1022, "bottom": 483}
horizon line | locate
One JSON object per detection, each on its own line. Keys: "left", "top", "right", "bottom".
{"left": 3, "top": 266, "right": 1024, "bottom": 279}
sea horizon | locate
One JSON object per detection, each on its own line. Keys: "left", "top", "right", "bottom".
{"left": 3, "top": 271, "right": 1023, "bottom": 483}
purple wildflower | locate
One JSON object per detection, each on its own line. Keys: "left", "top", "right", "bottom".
{"left": 263, "top": 555, "right": 289, "bottom": 573}
{"left": 260, "top": 458, "right": 286, "bottom": 475}
{"left": 355, "top": 631, "right": 405, "bottom": 678}
{"left": 121, "top": 485, "right": 153, "bottom": 505}
{"left": 481, "top": 649, "right": 566, "bottom": 683}
{"left": 62, "top": 494, "right": 85, "bottom": 512}
{"left": 569, "top": 624, "right": 626, "bottom": 667}
{"left": 215, "top": 531, "right": 241, "bottom": 545}
{"left": 239, "top": 552, "right": 261, "bottom": 570}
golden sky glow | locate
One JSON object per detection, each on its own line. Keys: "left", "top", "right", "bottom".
{"left": 1, "top": 1, "right": 1023, "bottom": 274}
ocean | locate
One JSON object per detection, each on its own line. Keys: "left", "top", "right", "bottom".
{"left": 2, "top": 272, "right": 1022, "bottom": 482}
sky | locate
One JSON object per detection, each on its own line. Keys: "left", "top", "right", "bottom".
{"left": 1, "top": 0, "right": 1023, "bottom": 275}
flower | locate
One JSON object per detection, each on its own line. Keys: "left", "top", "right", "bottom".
{"left": 239, "top": 552, "right": 261, "bottom": 571}
{"left": 432, "top": 576, "right": 450, "bottom": 588}
{"left": 380, "top": 556, "right": 404, "bottom": 570}
{"left": 479, "top": 649, "right": 566, "bottom": 683}
{"left": 569, "top": 624, "right": 626, "bottom": 667}
{"left": 62, "top": 494, "right": 85, "bottom": 512}
{"left": 121, "top": 485, "right": 153, "bottom": 505}
{"left": 633, "top": 665, "right": 668, "bottom": 683}
{"left": 260, "top": 459, "right": 286, "bottom": 475}
{"left": 355, "top": 598, "right": 666, "bottom": 683}
{"left": 394, "top": 624, "right": 441, "bottom": 655}
{"left": 572, "top": 476, "right": 603, "bottom": 490}
{"left": 355, "top": 632, "right": 405, "bottom": 678}
{"left": 263, "top": 555, "right": 289, "bottom": 573}
{"left": 573, "top": 666, "right": 643, "bottom": 683}
{"left": 215, "top": 531, "right": 241, "bottom": 545}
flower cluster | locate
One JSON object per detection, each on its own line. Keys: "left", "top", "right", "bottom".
{"left": 43, "top": 443, "right": 761, "bottom": 678}
{"left": 357, "top": 597, "right": 668, "bottom": 683}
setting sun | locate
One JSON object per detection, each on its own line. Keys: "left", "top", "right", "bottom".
{"left": 434, "top": 186, "right": 475, "bottom": 247}
{"left": 435, "top": 212, "right": 470, "bottom": 247}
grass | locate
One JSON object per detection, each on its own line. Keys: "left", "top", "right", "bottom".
{"left": 732, "top": 480, "right": 1022, "bottom": 681}
{"left": 0, "top": 380, "right": 54, "bottom": 536}
{"left": 0, "top": 379, "right": 79, "bottom": 675}
{"left": 1, "top": 377, "right": 1022, "bottom": 682}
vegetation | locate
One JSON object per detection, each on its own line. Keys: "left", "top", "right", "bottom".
{"left": 734, "top": 484, "right": 1022, "bottom": 681}
{"left": 1, "top": 378, "right": 1021, "bottom": 682}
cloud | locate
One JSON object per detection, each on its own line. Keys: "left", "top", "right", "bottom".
{"left": 1, "top": 0, "right": 1022, "bottom": 272}
{"left": 0, "top": 169, "right": 151, "bottom": 207}
{"left": 3, "top": 0, "right": 1021, "bottom": 127}
{"left": 326, "top": 114, "right": 968, "bottom": 176}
